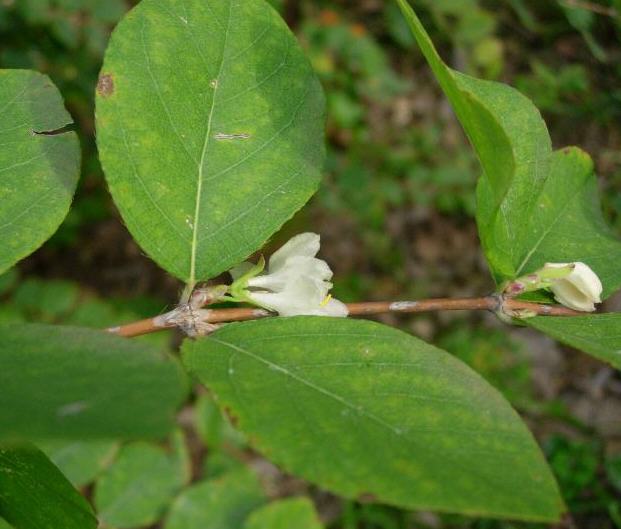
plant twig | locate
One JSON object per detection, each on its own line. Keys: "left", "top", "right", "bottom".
{"left": 106, "top": 296, "right": 581, "bottom": 338}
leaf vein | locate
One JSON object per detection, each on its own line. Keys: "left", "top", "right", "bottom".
{"left": 189, "top": 0, "right": 234, "bottom": 285}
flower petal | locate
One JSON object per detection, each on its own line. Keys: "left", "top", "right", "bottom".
{"left": 268, "top": 233, "right": 320, "bottom": 272}
{"left": 550, "top": 281, "right": 596, "bottom": 312}
{"left": 247, "top": 276, "right": 329, "bottom": 316}
{"left": 568, "top": 262, "right": 602, "bottom": 303}
{"left": 312, "top": 297, "right": 349, "bottom": 317}
{"left": 248, "top": 256, "right": 332, "bottom": 292}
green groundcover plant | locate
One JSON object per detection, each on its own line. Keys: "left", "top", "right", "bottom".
{"left": 1, "top": 0, "right": 620, "bottom": 527}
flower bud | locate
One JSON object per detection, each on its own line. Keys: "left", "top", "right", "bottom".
{"left": 543, "top": 262, "right": 602, "bottom": 312}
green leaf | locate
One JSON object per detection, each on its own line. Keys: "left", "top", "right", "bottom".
{"left": 511, "top": 148, "right": 621, "bottom": 298}
{"left": 0, "top": 324, "right": 187, "bottom": 441}
{"left": 203, "top": 451, "right": 245, "bottom": 480}
{"left": 183, "top": 317, "right": 564, "bottom": 522}
{"left": 96, "top": 0, "right": 325, "bottom": 285}
{"left": 38, "top": 440, "right": 119, "bottom": 487}
{"left": 394, "top": 1, "right": 621, "bottom": 296}
{"left": 94, "top": 440, "right": 187, "bottom": 528}
{"left": 194, "top": 392, "right": 246, "bottom": 450}
{"left": 244, "top": 498, "right": 323, "bottom": 529}
{"left": 13, "top": 278, "right": 79, "bottom": 321}
{"left": 164, "top": 469, "right": 266, "bottom": 529}
{"left": 0, "top": 445, "right": 97, "bottom": 529}
{"left": 0, "top": 70, "right": 80, "bottom": 274}
{"left": 0, "top": 306, "right": 24, "bottom": 326}
{"left": 527, "top": 314, "right": 621, "bottom": 370}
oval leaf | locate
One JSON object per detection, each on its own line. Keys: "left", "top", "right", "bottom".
{"left": 0, "top": 70, "right": 80, "bottom": 274}
{"left": 96, "top": 0, "right": 325, "bottom": 284}
{"left": 183, "top": 317, "right": 564, "bottom": 522}
{"left": 0, "top": 324, "right": 187, "bottom": 441}
{"left": 164, "top": 469, "right": 265, "bottom": 529}
{"left": 95, "top": 440, "right": 187, "bottom": 528}
{"left": 394, "top": 1, "right": 621, "bottom": 296}
{"left": 0, "top": 445, "right": 96, "bottom": 529}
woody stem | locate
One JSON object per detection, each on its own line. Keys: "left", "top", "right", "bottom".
{"left": 106, "top": 295, "right": 581, "bottom": 338}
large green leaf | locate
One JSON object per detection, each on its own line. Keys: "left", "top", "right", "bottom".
{"left": 0, "top": 445, "right": 96, "bottom": 529}
{"left": 527, "top": 314, "right": 621, "bottom": 370}
{"left": 0, "top": 324, "right": 187, "bottom": 441}
{"left": 244, "top": 498, "right": 323, "bottom": 529}
{"left": 94, "top": 437, "right": 188, "bottom": 528}
{"left": 0, "top": 70, "right": 80, "bottom": 274}
{"left": 183, "top": 317, "right": 564, "bottom": 522}
{"left": 164, "top": 469, "right": 265, "bottom": 529}
{"left": 96, "top": 0, "right": 325, "bottom": 285}
{"left": 395, "top": 0, "right": 621, "bottom": 295}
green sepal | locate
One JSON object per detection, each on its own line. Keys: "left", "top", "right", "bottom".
{"left": 228, "top": 256, "right": 266, "bottom": 303}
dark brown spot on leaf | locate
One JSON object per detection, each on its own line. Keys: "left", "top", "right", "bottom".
{"left": 97, "top": 74, "right": 114, "bottom": 97}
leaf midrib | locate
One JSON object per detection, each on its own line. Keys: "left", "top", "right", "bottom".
{"left": 210, "top": 336, "right": 525, "bottom": 443}
{"left": 211, "top": 337, "right": 403, "bottom": 435}
{"left": 189, "top": 0, "right": 233, "bottom": 287}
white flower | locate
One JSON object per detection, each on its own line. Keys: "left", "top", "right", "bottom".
{"left": 238, "top": 233, "right": 348, "bottom": 317}
{"left": 544, "top": 262, "right": 602, "bottom": 312}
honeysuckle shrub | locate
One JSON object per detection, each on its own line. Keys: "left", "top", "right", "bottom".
{"left": 1, "top": 0, "right": 620, "bottom": 527}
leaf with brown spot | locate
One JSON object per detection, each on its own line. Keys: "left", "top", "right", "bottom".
{"left": 97, "top": 74, "right": 115, "bottom": 97}
{"left": 96, "top": 0, "right": 326, "bottom": 284}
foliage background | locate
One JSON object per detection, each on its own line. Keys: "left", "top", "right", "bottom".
{"left": 0, "top": 0, "right": 620, "bottom": 527}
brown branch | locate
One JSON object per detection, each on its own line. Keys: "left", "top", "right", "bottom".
{"left": 106, "top": 296, "right": 581, "bottom": 338}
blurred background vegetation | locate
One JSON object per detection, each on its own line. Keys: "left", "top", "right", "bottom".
{"left": 1, "top": 0, "right": 620, "bottom": 527}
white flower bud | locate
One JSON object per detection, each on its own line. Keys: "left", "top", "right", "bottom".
{"left": 544, "top": 262, "right": 602, "bottom": 312}
{"left": 235, "top": 233, "right": 348, "bottom": 318}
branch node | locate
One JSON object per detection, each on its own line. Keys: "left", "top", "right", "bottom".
{"left": 154, "top": 306, "right": 219, "bottom": 337}
{"left": 492, "top": 293, "right": 536, "bottom": 322}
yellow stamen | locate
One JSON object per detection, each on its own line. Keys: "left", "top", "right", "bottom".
{"left": 320, "top": 294, "right": 332, "bottom": 307}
